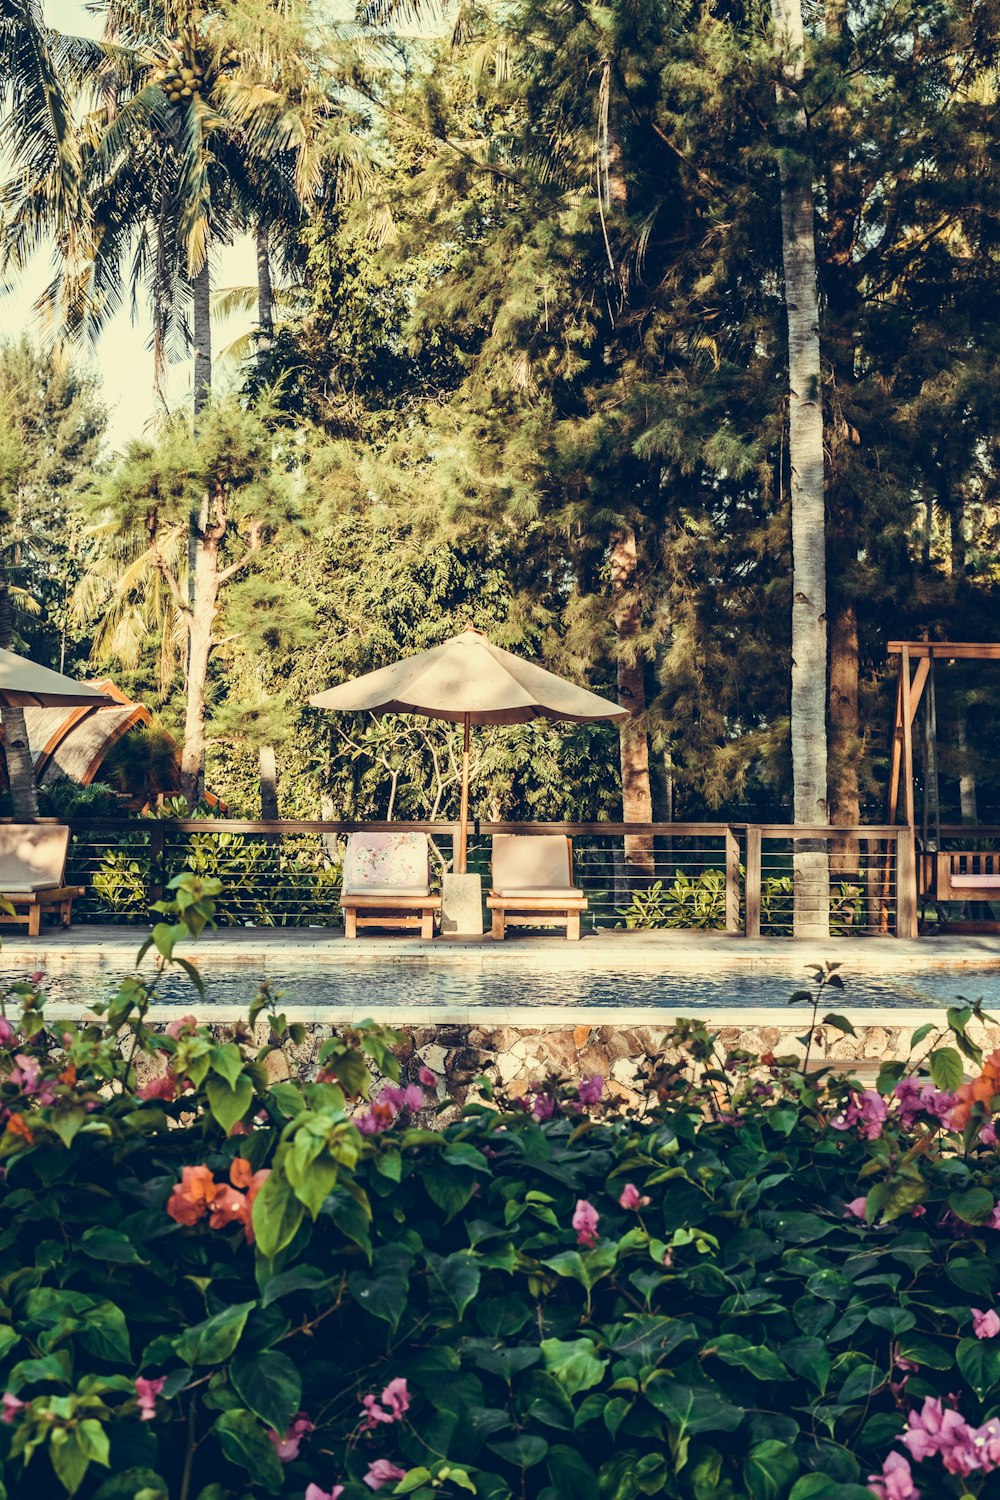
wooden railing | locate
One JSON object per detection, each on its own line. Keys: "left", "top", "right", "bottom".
{"left": 46, "top": 817, "right": 918, "bottom": 938}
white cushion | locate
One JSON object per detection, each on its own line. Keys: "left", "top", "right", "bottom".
{"left": 0, "top": 824, "right": 69, "bottom": 890}
{"left": 491, "top": 834, "right": 572, "bottom": 891}
{"left": 0, "top": 880, "right": 62, "bottom": 893}
{"left": 950, "top": 873, "right": 1000, "bottom": 889}
{"left": 493, "top": 887, "right": 585, "bottom": 898}
{"left": 343, "top": 886, "right": 431, "bottom": 897}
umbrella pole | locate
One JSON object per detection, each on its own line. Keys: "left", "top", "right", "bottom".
{"left": 458, "top": 712, "right": 471, "bottom": 874}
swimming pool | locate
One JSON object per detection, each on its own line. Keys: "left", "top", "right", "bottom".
{"left": 30, "top": 959, "right": 1000, "bottom": 1012}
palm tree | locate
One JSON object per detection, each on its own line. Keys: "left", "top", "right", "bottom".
{"left": 773, "top": 0, "right": 829, "bottom": 936}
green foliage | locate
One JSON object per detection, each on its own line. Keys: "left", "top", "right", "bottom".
{"left": 617, "top": 872, "right": 865, "bottom": 934}
{"left": 4, "top": 885, "right": 1000, "bottom": 1497}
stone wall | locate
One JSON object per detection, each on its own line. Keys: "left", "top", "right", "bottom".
{"left": 136, "top": 1015, "right": 1000, "bottom": 1105}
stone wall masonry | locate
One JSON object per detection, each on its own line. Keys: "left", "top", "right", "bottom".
{"left": 131, "top": 1014, "right": 1000, "bottom": 1107}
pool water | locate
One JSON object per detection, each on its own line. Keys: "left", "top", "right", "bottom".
{"left": 31, "top": 961, "right": 1000, "bottom": 1012}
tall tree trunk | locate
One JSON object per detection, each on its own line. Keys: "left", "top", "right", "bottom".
{"left": 256, "top": 223, "right": 275, "bottom": 344}
{"left": 611, "top": 529, "right": 655, "bottom": 878}
{"left": 192, "top": 260, "right": 212, "bottom": 417}
{"left": 259, "top": 743, "right": 279, "bottom": 820}
{"left": 179, "top": 522, "right": 220, "bottom": 806}
{"left": 774, "top": 0, "right": 829, "bottom": 936}
{"left": 956, "top": 711, "right": 978, "bottom": 824}
{"left": 0, "top": 575, "right": 39, "bottom": 818}
{"left": 829, "top": 601, "right": 860, "bottom": 875}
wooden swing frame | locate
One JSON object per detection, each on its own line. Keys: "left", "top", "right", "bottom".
{"left": 887, "top": 642, "right": 1000, "bottom": 931}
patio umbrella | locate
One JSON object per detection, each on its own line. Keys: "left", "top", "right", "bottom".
{"left": 0, "top": 648, "right": 112, "bottom": 709}
{"left": 309, "top": 626, "right": 627, "bottom": 872}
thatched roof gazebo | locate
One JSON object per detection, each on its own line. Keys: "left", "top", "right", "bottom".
{"left": 0, "top": 679, "right": 179, "bottom": 803}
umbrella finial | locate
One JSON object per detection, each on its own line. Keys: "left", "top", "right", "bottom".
{"left": 462, "top": 624, "right": 487, "bottom": 638}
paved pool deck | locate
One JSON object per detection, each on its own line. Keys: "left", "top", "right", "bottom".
{"left": 3, "top": 925, "right": 999, "bottom": 1033}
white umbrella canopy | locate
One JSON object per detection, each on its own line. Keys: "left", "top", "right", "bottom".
{"left": 0, "top": 648, "right": 113, "bottom": 709}
{"left": 310, "top": 626, "right": 627, "bottom": 871}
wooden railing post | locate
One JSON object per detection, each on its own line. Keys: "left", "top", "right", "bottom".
{"left": 896, "top": 828, "right": 918, "bottom": 939}
{"left": 725, "top": 826, "right": 741, "bottom": 932}
{"left": 744, "top": 826, "right": 762, "bottom": 939}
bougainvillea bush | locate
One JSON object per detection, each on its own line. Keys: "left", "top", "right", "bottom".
{"left": 4, "top": 899, "right": 1000, "bottom": 1500}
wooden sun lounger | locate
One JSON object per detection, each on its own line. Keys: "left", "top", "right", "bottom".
{"left": 919, "top": 849, "right": 1000, "bottom": 932}
{"left": 486, "top": 833, "right": 588, "bottom": 941}
{"left": 0, "top": 824, "right": 83, "bottom": 937}
{"left": 340, "top": 832, "right": 439, "bottom": 940}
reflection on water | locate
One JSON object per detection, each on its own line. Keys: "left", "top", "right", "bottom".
{"left": 27, "top": 962, "right": 1000, "bottom": 1011}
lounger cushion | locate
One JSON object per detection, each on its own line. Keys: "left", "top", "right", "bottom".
{"left": 0, "top": 825, "right": 69, "bottom": 892}
{"left": 343, "top": 886, "right": 433, "bottom": 898}
{"left": 342, "top": 832, "right": 431, "bottom": 896}
{"left": 492, "top": 887, "right": 585, "bottom": 898}
{"left": 491, "top": 834, "right": 573, "bottom": 892}
{"left": 0, "top": 880, "right": 62, "bottom": 893}
{"left": 950, "top": 874, "right": 1000, "bottom": 889}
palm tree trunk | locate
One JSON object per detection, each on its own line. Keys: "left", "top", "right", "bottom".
{"left": 256, "top": 223, "right": 274, "bottom": 344}
{"left": 0, "top": 574, "right": 39, "bottom": 818}
{"left": 192, "top": 260, "right": 212, "bottom": 416}
{"left": 611, "top": 529, "right": 654, "bottom": 879}
{"left": 179, "top": 522, "right": 219, "bottom": 806}
{"left": 774, "top": 0, "right": 829, "bottom": 936}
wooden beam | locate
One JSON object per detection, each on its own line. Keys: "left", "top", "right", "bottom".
{"left": 887, "top": 641, "right": 1000, "bottom": 660}
{"left": 887, "top": 665, "right": 903, "bottom": 825}
{"left": 724, "top": 826, "right": 740, "bottom": 932}
{"left": 901, "top": 644, "right": 915, "bottom": 829}
{"left": 908, "top": 658, "right": 930, "bottom": 722}
{"left": 744, "top": 826, "right": 762, "bottom": 939}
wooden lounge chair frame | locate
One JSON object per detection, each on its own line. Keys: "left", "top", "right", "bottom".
{"left": 487, "top": 835, "right": 588, "bottom": 941}
{"left": 0, "top": 824, "right": 83, "bottom": 937}
{"left": 340, "top": 832, "right": 439, "bottom": 940}
{"left": 919, "top": 848, "right": 1000, "bottom": 933}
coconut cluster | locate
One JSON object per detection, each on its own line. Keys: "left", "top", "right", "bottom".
{"left": 151, "top": 42, "right": 239, "bottom": 106}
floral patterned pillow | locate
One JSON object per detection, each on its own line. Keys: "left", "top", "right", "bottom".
{"left": 343, "top": 833, "right": 430, "bottom": 893}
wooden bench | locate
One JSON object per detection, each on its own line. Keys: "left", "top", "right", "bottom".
{"left": 486, "top": 834, "right": 588, "bottom": 941}
{"left": 340, "top": 832, "right": 439, "bottom": 940}
{"left": 0, "top": 824, "right": 83, "bottom": 938}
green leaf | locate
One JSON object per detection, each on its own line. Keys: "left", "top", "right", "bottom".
{"left": 706, "top": 1336, "right": 789, "bottom": 1383}
{"left": 957, "top": 1337, "right": 1000, "bottom": 1401}
{"left": 910, "top": 1024, "right": 936, "bottom": 1047}
{"left": 259, "top": 1265, "right": 331, "bottom": 1309}
{"left": 929, "top": 1047, "right": 964, "bottom": 1092}
{"left": 425, "top": 1252, "right": 481, "bottom": 1319}
{"left": 348, "top": 1247, "right": 411, "bottom": 1331}
{"left": 547, "top": 1445, "right": 599, "bottom": 1500}
{"left": 210, "top": 1042, "right": 244, "bottom": 1087}
{"left": 205, "top": 1074, "right": 253, "bottom": 1134}
{"left": 229, "top": 1350, "right": 302, "bottom": 1433}
{"left": 79, "top": 1302, "right": 132, "bottom": 1364}
{"left": 644, "top": 1379, "right": 743, "bottom": 1470}
{"left": 486, "top": 1435, "right": 549, "bottom": 1469}
{"left": 868, "top": 1308, "right": 916, "bottom": 1336}
{"left": 423, "top": 1164, "right": 475, "bottom": 1220}
{"left": 789, "top": 1481, "right": 873, "bottom": 1500}
{"left": 948, "top": 1187, "right": 996, "bottom": 1225}
{"left": 743, "top": 1441, "right": 798, "bottom": 1500}
{"left": 173, "top": 1302, "right": 254, "bottom": 1366}
{"left": 821, "top": 1013, "right": 855, "bottom": 1037}
{"left": 213, "top": 1410, "right": 284, "bottom": 1494}
{"left": 92, "top": 1470, "right": 168, "bottom": 1500}
{"left": 540, "top": 1338, "right": 607, "bottom": 1397}
{"left": 253, "top": 1171, "right": 305, "bottom": 1261}
{"left": 79, "top": 1227, "right": 148, "bottom": 1266}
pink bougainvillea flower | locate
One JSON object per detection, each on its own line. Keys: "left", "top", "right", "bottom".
{"left": 138, "top": 1072, "right": 177, "bottom": 1102}
{"left": 306, "top": 1487, "right": 344, "bottom": 1500}
{"left": 901, "top": 1398, "right": 982, "bottom": 1476}
{"left": 165, "top": 1014, "right": 199, "bottom": 1040}
{"left": 866, "top": 1451, "right": 920, "bottom": 1499}
{"left": 572, "top": 1199, "right": 600, "bottom": 1248}
{"left": 577, "top": 1075, "right": 604, "bottom": 1106}
{"left": 268, "top": 1413, "right": 316, "bottom": 1462}
{"left": 355, "top": 1097, "right": 399, "bottom": 1135}
{"left": 418, "top": 1066, "right": 437, "bottom": 1088}
{"left": 894, "top": 1078, "right": 956, "bottom": 1130}
{"left": 135, "top": 1376, "right": 167, "bottom": 1421}
{"left": 830, "top": 1088, "right": 887, "bottom": 1141}
{"left": 364, "top": 1461, "right": 407, "bottom": 1491}
{"left": 165, "top": 1165, "right": 218, "bottom": 1226}
{"left": 8, "top": 1054, "right": 40, "bottom": 1094}
{"left": 618, "top": 1183, "right": 651, "bottom": 1211}
{"left": 982, "top": 1123, "right": 998, "bottom": 1147}
{"left": 0, "top": 1017, "right": 14, "bottom": 1046}
{"left": 531, "top": 1094, "right": 555, "bottom": 1122}
{"left": 361, "top": 1377, "right": 410, "bottom": 1431}
{"left": 973, "top": 1308, "right": 1000, "bottom": 1340}
{"left": 845, "top": 1196, "right": 868, "bottom": 1220}
{"left": 1, "top": 1393, "right": 25, "bottom": 1423}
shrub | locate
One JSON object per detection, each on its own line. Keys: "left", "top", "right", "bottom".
{"left": 618, "top": 870, "right": 865, "bottom": 935}
{"left": 3, "top": 916, "right": 1000, "bottom": 1498}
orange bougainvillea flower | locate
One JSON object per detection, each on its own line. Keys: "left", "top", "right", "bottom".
{"left": 5, "top": 1113, "right": 33, "bottom": 1145}
{"left": 228, "top": 1159, "right": 270, "bottom": 1242}
{"left": 166, "top": 1164, "right": 219, "bottom": 1226}
{"left": 950, "top": 1049, "right": 1000, "bottom": 1130}
{"left": 208, "top": 1184, "right": 249, "bottom": 1231}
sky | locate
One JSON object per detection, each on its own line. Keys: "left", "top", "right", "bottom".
{"left": 1, "top": 0, "right": 258, "bottom": 449}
